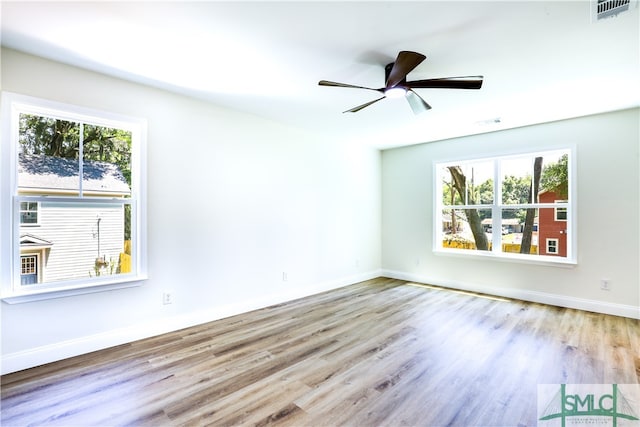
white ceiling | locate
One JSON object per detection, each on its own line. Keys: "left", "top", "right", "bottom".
{"left": 2, "top": 1, "right": 639, "bottom": 149}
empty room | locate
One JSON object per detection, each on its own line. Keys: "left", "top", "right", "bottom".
{"left": 1, "top": 1, "right": 639, "bottom": 426}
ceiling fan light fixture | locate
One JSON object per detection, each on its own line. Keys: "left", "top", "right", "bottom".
{"left": 384, "top": 87, "right": 407, "bottom": 99}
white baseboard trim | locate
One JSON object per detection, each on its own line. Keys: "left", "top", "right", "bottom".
{"left": 382, "top": 269, "right": 640, "bottom": 320}
{"left": 1, "top": 270, "right": 381, "bottom": 375}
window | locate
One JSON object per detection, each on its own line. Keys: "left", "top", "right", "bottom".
{"left": 435, "top": 148, "right": 574, "bottom": 264}
{"left": 20, "top": 201, "right": 38, "bottom": 225}
{"left": 555, "top": 201, "right": 568, "bottom": 221}
{"left": 1, "top": 92, "right": 147, "bottom": 302}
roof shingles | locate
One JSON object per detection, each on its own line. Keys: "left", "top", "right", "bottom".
{"left": 18, "top": 154, "right": 130, "bottom": 195}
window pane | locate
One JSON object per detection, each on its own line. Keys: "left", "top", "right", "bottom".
{"left": 540, "top": 151, "right": 569, "bottom": 202}
{"left": 538, "top": 207, "right": 568, "bottom": 257}
{"left": 19, "top": 202, "right": 132, "bottom": 284}
{"left": 441, "top": 161, "right": 493, "bottom": 206}
{"left": 501, "top": 208, "right": 537, "bottom": 254}
{"left": 501, "top": 157, "right": 534, "bottom": 205}
{"left": 442, "top": 208, "right": 492, "bottom": 251}
{"left": 83, "top": 124, "right": 132, "bottom": 197}
{"left": 18, "top": 114, "right": 80, "bottom": 194}
{"left": 501, "top": 151, "right": 569, "bottom": 205}
{"left": 499, "top": 207, "right": 568, "bottom": 258}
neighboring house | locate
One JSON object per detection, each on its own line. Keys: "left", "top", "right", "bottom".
{"left": 18, "top": 154, "right": 130, "bottom": 285}
{"left": 538, "top": 189, "right": 568, "bottom": 257}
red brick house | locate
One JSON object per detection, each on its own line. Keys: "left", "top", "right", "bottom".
{"left": 538, "top": 189, "right": 567, "bottom": 257}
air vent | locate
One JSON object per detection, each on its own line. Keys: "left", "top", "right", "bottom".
{"left": 593, "top": 0, "right": 633, "bottom": 21}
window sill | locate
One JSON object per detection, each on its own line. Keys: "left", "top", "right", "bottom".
{"left": 1, "top": 274, "right": 148, "bottom": 304}
{"left": 433, "top": 248, "right": 577, "bottom": 268}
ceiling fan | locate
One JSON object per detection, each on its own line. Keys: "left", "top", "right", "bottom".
{"left": 319, "top": 50, "right": 483, "bottom": 114}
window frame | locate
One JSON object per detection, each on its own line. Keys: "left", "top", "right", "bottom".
{"left": 433, "top": 147, "right": 576, "bottom": 266}
{"left": 1, "top": 92, "right": 148, "bottom": 303}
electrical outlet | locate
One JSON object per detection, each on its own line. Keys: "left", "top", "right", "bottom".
{"left": 162, "top": 292, "right": 173, "bottom": 304}
{"left": 600, "top": 279, "right": 611, "bottom": 291}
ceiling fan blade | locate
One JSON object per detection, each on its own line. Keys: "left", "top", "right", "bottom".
{"left": 319, "top": 80, "right": 381, "bottom": 92}
{"left": 385, "top": 51, "right": 427, "bottom": 88}
{"left": 406, "top": 90, "right": 431, "bottom": 114}
{"left": 343, "top": 96, "right": 386, "bottom": 113}
{"left": 406, "top": 76, "right": 484, "bottom": 90}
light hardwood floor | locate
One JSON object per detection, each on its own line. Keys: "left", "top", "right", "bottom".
{"left": 1, "top": 278, "right": 639, "bottom": 426}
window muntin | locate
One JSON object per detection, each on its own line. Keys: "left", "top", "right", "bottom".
{"left": 1, "top": 92, "right": 147, "bottom": 301}
{"left": 435, "top": 149, "right": 573, "bottom": 264}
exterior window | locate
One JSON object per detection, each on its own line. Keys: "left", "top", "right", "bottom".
{"left": 435, "top": 149, "right": 574, "bottom": 264}
{"left": 20, "top": 201, "right": 38, "bottom": 225}
{"left": 1, "top": 92, "right": 147, "bottom": 302}
{"left": 555, "top": 201, "right": 568, "bottom": 221}
{"left": 546, "top": 238, "right": 559, "bottom": 254}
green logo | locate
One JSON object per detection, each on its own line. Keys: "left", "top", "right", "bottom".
{"left": 539, "top": 384, "right": 639, "bottom": 427}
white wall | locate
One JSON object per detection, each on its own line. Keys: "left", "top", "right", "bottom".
{"left": 0, "top": 48, "right": 382, "bottom": 373}
{"left": 382, "top": 109, "right": 640, "bottom": 318}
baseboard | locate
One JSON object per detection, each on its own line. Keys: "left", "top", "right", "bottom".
{"left": 1, "top": 270, "right": 382, "bottom": 375}
{"left": 381, "top": 269, "right": 640, "bottom": 320}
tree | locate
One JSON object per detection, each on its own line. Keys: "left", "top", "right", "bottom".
{"left": 448, "top": 166, "right": 489, "bottom": 251}
{"left": 520, "top": 157, "right": 543, "bottom": 254}
{"left": 19, "top": 116, "right": 80, "bottom": 158}
{"left": 540, "top": 154, "right": 568, "bottom": 198}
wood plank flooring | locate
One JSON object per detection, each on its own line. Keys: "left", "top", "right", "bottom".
{"left": 2, "top": 278, "right": 639, "bottom": 426}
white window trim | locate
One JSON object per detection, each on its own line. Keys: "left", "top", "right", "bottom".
{"left": 1, "top": 92, "right": 148, "bottom": 303}
{"left": 433, "top": 147, "right": 577, "bottom": 267}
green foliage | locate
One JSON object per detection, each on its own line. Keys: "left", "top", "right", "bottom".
{"left": 540, "top": 154, "right": 568, "bottom": 198}
{"left": 502, "top": 175, "right": 531, "bottom": 205}
{"left": 19, "top": 115, "right": 79, "bottom": 158}
{"left": 476, "top": 179, "right": 493, "bottom": 205}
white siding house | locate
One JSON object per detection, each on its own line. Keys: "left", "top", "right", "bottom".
{"left": 18, "top": 154, "right": 130, "bottom": 284}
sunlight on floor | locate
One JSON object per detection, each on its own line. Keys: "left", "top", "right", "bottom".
{"left": 406, "top": 282, "right": 511, "bottom": 302}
